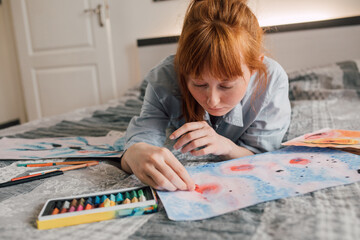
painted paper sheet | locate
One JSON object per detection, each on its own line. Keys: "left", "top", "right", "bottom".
{"left": 157, "top": 146, "right": 360, "bottom": 221}
{"left": 282, "top": 128, "right": 360, "bottom": 149}
{"left": 0, "top": 131, "right": 124, "bottom": 160}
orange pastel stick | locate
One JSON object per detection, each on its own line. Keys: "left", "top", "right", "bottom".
{"left": 51, "top": 208, "right": 59, "bottom": 215}
{"left": 84, "top": 204, "right": 93, "bottom": 210}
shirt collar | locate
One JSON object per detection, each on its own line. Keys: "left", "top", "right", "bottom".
{"left": 203, "top": 103, "right": 244, "bottom": 127}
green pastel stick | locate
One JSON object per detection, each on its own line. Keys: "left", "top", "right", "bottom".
{"left": 130, "top": 190, "right": 138, "bottom": 199}
{"left": 122, "top": 192, "right": 131, "bottom": 204}
{"left": 138, "top": 189, "right": 147, "bottom": 202}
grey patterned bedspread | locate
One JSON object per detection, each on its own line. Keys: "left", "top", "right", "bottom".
{"left": 0, "top": 60, "right": 359, "bottom": 240}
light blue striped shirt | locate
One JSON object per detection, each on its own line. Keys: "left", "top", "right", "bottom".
{"left": 125, "top": 55, "right": 291, "bottom": 154}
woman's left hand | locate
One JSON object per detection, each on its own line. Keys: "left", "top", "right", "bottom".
{"left": 169, "top": 121, "right": 233, "bottom": 156}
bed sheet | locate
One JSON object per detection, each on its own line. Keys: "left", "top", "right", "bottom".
{"left": 0, "top": 60, "right": 359, "bottom": 240}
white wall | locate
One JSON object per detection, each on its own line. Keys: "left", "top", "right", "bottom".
{"left": 108, "top": 0, "right": 190, "bottom": 96}
{"left": 108, "top": 0, "right": 360, "bottom": 94}
{"left": 1, "top": 0, "right": 360, "bottom": 124}
{"left": 252, "top": 0, "right": 360, "bottom": 26}
{"left": 0, "top": 0, "right": 26, "bottom": 124}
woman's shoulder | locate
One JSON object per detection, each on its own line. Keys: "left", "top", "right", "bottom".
{"left": 259, "top": 57, "right": 289, "bottom": 103}
{"left": 144, "top": 55, "right": 181, "bottom": 96}
{"left": 263, "top": 56, "right": 287, "bottom": 79}
{"left": 146, "top": 55, "right": 177, "bottom": 83}
{"left": 262, "top": 56, "right": 289, "bottom": 92}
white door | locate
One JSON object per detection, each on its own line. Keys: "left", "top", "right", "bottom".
{"left": 10, "top": 0, "right": 117, "bottom": 121}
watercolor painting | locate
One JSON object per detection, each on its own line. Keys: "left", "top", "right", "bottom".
{"left": 282, "top": 128, "right": 360, "bottom": 149}
{"left": 157, "top": 146, "right": 360, "bottom": 221}
{"left": 0, "top": 131, "right": 125, "bottom": 160}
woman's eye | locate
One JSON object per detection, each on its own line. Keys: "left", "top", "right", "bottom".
{"left": 193, "top": 84, "right": 207, "bottom": 88}
{"left": 219, "top": 85, "right": 233, "bottom": 89}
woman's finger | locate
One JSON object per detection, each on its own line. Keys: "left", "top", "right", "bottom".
{"left": 163, "top": 154, "right": 195, "bottom": 191}
{"left": 137, "top": 173, "right": 161, "bottom": 190}
{"left": 170, "top": 121, "right": 208, "bottom": 140}
{"left": 173, "top": 127, "right": 209, "bottom": 150}
{"left": 190, "top": 144, "right": 215, "bottom": 156}
{"left": 146, "top": 166, "right": 178, "bottom": 191}
{"left": 180, "top": 136, "right": 209, "bottom": 153}
{"left": 152, "top": 157, "right": 188, "bottom": 190}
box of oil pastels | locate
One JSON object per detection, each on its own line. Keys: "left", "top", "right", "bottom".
{"left": 36, "top": 186, "right": 158, "bottom": 230}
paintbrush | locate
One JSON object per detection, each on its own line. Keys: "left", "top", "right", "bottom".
{"left": 11, "top": 161, "right": 99, "bottom": 181}
{"left": 17, "top": 160, "right": 98, "bottom": 167}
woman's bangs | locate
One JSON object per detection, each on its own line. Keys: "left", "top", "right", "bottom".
{"left": 183, "top": 30, "right": 244, "bottom": 81}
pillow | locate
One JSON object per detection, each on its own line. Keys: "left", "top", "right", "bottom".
{"left": 287, "top": 60, "right": 360, "bottom": 101}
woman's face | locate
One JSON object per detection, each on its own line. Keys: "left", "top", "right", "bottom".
{"left": 187, "top": 64, "right": 253, "bottom": 116}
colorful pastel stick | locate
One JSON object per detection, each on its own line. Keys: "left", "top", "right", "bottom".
{"left": 115, "top": 193, "right": 123, "bottom": 204}
{"left": 138, "top": 189, "right": 147, "bottom": 202}
{"left": 94, "top": 196, "right": 101, "bottom": 207}
{"left": 69, "top": 199, "right": 77, "bottom": 212}
{"left": 51, "top": 201, "right": 62, "bottom": 215}
{"left": 130, "top": 190, "right": 139, "bottom": 203}
{"left": 84, "top": 198, "right": 94, "bottom": 210}
{"left": 109, "top": 194, "right": 116, "bottom": 206}
{"left": 60, "top": 201, "right": 70, "bottom": 213}
{"left": 76, "top": 198, "right": 85, "bottom": 211}
{"left": 84, "top": 197, "right": 92, "bottom": 205}
{"left": 103, "top": 198, "right": 111, "bottom": 207}
{"left": 99, "top": 195, "right": 108, "bottom": 208}
{"left": 122, "top": 192, "right": 131, "bottom": 204}
{"left": 101, "top": 195, "right": 108, "bottom": 203}
{"left": 51, "top": 207, "right": 59, "bottom": 215}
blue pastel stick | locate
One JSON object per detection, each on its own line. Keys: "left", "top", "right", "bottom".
{"left": 101, "top": 195, "right": 108, "bottom": 203}
{"left": 94, "top": 196, "right": 101, "bottom": 206}
{"left": 84, "top": 197, "right": 94, "bottom": 210}
{"left": 110, "top": 194, "right": 116, "bottom": 202}
{"left": 84, "top": 197, "right": 93, "bottom": 206}
{"left": 115, "top": 193, "right": 123, "bottom": 203}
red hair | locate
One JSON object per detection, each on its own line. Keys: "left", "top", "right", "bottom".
{"left": 175, "top": 0, "right": 267, "bottom": 122}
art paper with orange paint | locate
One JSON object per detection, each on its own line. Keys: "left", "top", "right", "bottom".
{"left": 0, "top": 131, "right": 124, "bottom": 160}
{"left": 282, "top": 128, "right": 360, "bottom": 149}
{"left": 157, "top": 146, "right": 360, "bottom": 221}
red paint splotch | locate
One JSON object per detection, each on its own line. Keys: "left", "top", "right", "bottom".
{"left": 289, "top": 158, "right": 310, "bottom": 165}
{"left": 230, "top": 164, "right": 254, "bottom": 171}
{"left": 194, "top": 184, "right": 220, "bottom": 194}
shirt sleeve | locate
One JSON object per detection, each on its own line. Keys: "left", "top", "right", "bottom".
{"left": 124, "top": 82, "right": 170, "bottom": 150}
{"left": 237, "top": 66, "right": 291, "bottom": 154}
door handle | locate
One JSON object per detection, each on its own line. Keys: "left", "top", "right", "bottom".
{"left": 84, "top": 4, "right": 104, "bottom": 27}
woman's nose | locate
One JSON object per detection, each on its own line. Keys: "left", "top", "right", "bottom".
{"left": 207, "top": 89, "right": 220, "bottom": 107}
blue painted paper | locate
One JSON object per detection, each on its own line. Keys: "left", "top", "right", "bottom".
{"left": 0, "top": 131, "right": 125, "bottom": 159}
{"left": 157, "top": 146, "right": 360, "bottom": 221}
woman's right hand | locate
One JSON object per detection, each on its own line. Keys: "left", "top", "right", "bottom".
{"left": 121, "top": 142, "right": 195, "bottom": 191}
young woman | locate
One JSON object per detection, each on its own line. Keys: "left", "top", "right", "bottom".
{"left": 121, "top": 0, "right": 291, "bottom": 192}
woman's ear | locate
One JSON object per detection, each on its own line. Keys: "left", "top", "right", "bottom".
{"left": 260, "top": 55, "right": 264, "bottom": 62}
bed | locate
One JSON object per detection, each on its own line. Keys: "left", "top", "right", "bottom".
{"left": 0, "top": 17, "right": 360, "bottom": 239}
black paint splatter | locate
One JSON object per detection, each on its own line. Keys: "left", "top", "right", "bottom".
{"left": 69, "top": 146, "right": 82, "bottom": 150}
